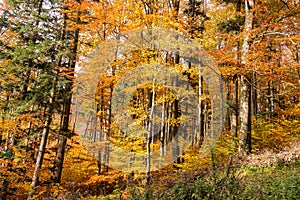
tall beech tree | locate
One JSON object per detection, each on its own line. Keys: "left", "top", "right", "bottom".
{"left": 238, "top": 0, "right": 254, "bottom": 155}
{"left": 210, "top": 0, "right": 300, "bottom": 154}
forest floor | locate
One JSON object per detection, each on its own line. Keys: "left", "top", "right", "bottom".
{"left": 131, "top": 142, "right": 300, "bottom": 200}
{"left": 58, "top": 140, "right": 300, "bottom": 199}
{"left": 1, "top": 140, "right": 300, "bottom": 199}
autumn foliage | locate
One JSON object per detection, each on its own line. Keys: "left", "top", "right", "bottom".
{"left": 0, "top": 0, "right": 299, "bottom": 199}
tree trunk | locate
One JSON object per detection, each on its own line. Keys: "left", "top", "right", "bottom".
{"left": 231, "top": 75, "right": 239, "bottom": 139}
{"left": 53, "top": 135, "right": 67, "bottom": 182}
{"left": 160, "top": 92, "right": 166, "bottom": 158}
{"left": 31, "top": 74, "right": 58, "bottom": 188}
{"left": 296, "top": 45, "right": 300, "bottom": 90}
{"left": 31, "top": 12, "right": 65, "bottom": 185}
{"left": 239, "top": 0, "right": 254, "bottom": 155}
{"left": 171, "top": 98, "right": 180, "bottom": 163}
{"left": 146, "top": 77, "right": 156, "bottom": 186}
{"left": 97, "top": 149, "right": 102, "bottom": 175}
{"left": 53, "top": 8, "right": 80, "bottom": 182}
{"left": 231, "top": 0, "right": 242, "bottom": 140}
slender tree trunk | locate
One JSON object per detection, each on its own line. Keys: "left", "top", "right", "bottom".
{"left": 97, "top": 149, "right": 102, "bottom": 175}
{"left": 172, "top": 98, "right": 180, "bottom": 163}
{"left": 251, "top": 72, "right": 257, "bottom": 117}
{"left": 31, "top": 74, "right": 58, "bottom": 188}
{"left": 170, "top": 75, "right": 180, "bottom": 163}
{"left": 95, "top": 103, "right": 102, "bottom": 175}
{"left": 53, "top": 7, "right": 80, "bottom": 182}
{"left": 225, "top": 78, "right": 231, "bottom": 131}
{"left": 4, "top": 131, "right": 9, "bottom": 152}
{"left": 231, "top": 0, "right": 242, "bottom": 140}
{"left": 0, "top": 118, "right": 3, "bottom": 145}
{"left": 296, "top": 45, "right": 300, "bottom": 90}
{"left": 198, "top": 74, "right": 204, "bottom": 147}
{"left": 231, "top": 74, "right": 239, "bottom": 139}
{"left": 239, "top": 0, "right": 254, "bottom": 155}
{"left": 239, "top": 78, "right": 251, "bottom": 155}
{"left": 160, "top": 93, "right": 165, "bottom": 158}
{"left": 146, "top": 77, "right": 156, "bottom": 186}
{"left": 53, "top": 135, "right": 67, "bottom": 182}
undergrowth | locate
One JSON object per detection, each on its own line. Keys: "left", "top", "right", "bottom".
{"left": 129, "top": 158, "right": 300, "bottom": 200}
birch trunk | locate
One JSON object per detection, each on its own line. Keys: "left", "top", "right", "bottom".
{"left": 146, "top": 77, "right": 156, "bottom": 186}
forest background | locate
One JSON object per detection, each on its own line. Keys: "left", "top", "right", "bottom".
{"left": 0, "top": 0, "right": 299, "bottom": 199}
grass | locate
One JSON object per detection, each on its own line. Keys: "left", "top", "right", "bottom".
{"left": 129, "top": 158, "right": 300, "bottom": 200}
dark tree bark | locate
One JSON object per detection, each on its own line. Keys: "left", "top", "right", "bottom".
{"left": 31, "top": 73, "right": 58, "bottom": 188}
{"left": 53, "top": 6, "right": 80, "bottom": 182}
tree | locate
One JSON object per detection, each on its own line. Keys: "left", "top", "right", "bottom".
{"left": 209, "top": 0, "right": 300, "bottom": 154}
{"left": 53, "top": 0, "right": 81, "bottom": 183}
{"left": 0, "top": 0, "right": 80, "bottom": 191}
{"left": 238, "top": 0, "right": 254, "bottom": 155}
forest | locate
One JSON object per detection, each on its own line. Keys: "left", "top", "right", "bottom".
{"left": 0, "top": 0, "right": 299, "bottom": 199}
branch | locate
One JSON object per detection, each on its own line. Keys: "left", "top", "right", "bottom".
{"left": 253, "top": 31, "right": 298, "bottom": 45}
